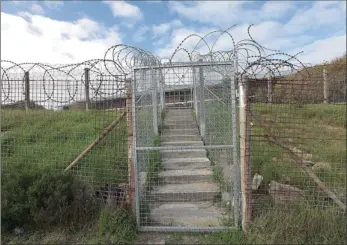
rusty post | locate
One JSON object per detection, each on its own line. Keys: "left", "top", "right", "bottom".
{"left": 323, "top": 68, "right": 328, "bottom": 104}
{"left": 126, "top": 79, "right": 135, "bottom": 213}
{"left": 239, "top": 74, "right": 252, "bottom": 232}
{"left": 24, "top": 71, "right": 30, "bottom": 111}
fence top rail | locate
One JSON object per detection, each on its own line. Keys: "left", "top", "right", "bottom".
{"left": 133, "top": 61, "right": 234, "bottom": 71}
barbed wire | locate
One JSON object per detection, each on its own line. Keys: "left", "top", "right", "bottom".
{"left": 1, "top": 25, "right": 325, "bottom": 108}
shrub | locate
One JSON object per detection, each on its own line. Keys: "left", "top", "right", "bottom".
{"left": 1, "top": 167, "right": 99, "bottom": 232}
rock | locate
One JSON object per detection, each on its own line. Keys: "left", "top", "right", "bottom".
{"left": 312, "top": 162, "right": 331, "bottom": 172}
{"left": 147, "top": 238, "right": 165, "bottom": 245}
{"left": 222, "top": 192, "right": 232, "bottom": 206}
{"left": 302, "top": 160, "right": 314, "bottom": 167}
{"left": 268, "top": 181, "right": 305, "bottom": 204}
{"left": 280, "top": 175, "right": 291, "bottom": 184}
{"left": 14, "top": 227, "right": 24, "bottom": 236}
{"left": 252, "top": 173, "right": 263, "bottom": 190}
{"left": 139, "top": 172, "right": 147, "bottom": 192}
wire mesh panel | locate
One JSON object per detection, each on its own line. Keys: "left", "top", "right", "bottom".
{"left": 246, "top": 71, "right": 346, "bottom": 231}
{"left": 1, "top": 62, "right": 129, "bottom": 210}
{"left": 133, "top": 62, "right": 239, "bottom": 231}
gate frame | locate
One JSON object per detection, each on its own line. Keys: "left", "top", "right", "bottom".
{"left": 131, "top": 61, "right": 241, "bottom": 232}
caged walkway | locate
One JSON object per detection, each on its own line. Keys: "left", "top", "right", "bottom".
{"left": 148, "top": 108, "right": 227, "bottom": 227}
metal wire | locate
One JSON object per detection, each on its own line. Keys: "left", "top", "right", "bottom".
{"left": 1, "top": 25, "right": 345, "bottom": 234}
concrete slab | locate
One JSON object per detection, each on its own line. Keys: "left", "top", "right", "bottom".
{"left": 161, "top": 141, "right": 204, "bottom": 147}
{"left": 161, "top": 135, "right": 202, "bottom": 142}
{"left": 161, "top": 157, "right": 211, "bottom": 170}
{"left": 162, "top": 123, "right": 197, "bottom": 130}
{"left": 159, "top": 169, "right": 213, "bottom": 184}
{"left": 150, "top": 202, "right": 227, "bottom": 227}
{"left": 163, "top": 128, "right": 200, "bottom": 135}
{"left": 160, "top": 149, "right": 207, "bottom": 158}
{"left": 150, "top": 182, "right": 219, "bottom": 202}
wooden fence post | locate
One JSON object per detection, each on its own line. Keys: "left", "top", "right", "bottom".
{"left": 323, "top": 68, "right": 328, "bottom": 104}
{"left": 126, "top": 79, "right": 135, "bottom": 213}
{"left": 24, "top": 71, "right": 30, "bottom": 111}
{"left": 267, "top": 75, "right": 273, "bottom": 103}
{"left": 239, "top": 75, "right": 252, "bottom": 232}
{"left": 84, "top": 68, "right": 90, "bottom": 111}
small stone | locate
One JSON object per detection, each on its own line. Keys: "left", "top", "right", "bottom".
{"left": 252, "top": 173, "right": 263, "bottom": 190}
{"left": 272, "top": 157, "right": 278, "bottom": 162}
{"left": 268, "top": 181, "right": 305, "bottom": 204}
{"left": 312, "top": 162, "right": 331, "bottom": 172}
{"left": 14, "top": 227, "right": 24, "bottom": 236}
{"left": 148, "top": 238, "right": 165, "bottom": 245}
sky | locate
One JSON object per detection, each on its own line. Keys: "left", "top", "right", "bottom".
{"left": 1, "top": 0, "right": 346, "bottom": 65}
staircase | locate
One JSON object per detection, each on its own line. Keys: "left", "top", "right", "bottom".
{"left": 149, "top": 108, "right": 225, "bottom": 227}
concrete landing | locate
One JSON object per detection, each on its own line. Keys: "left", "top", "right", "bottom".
{"left": 150, "top": 202, "right": 226, "bottom": 227}
{"left": 151, "top": 182, "right": 219, "bottom": 202}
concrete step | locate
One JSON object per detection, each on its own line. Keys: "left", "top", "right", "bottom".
{"left": 162, "top": 123, "right": 197, "bottom": 130}
{"left": 159, "top": 169, "right": 213, "bottom": 184}
{"left": 161, "top": 141, "right": 204, "bottom": 147}
{"left": 163, "top": 128, "right": 200, "bottom": 135}
{"left": 150, "top": 182, "right": 219, "bottom": 202}
{"left": 165, "top": 118, "right": 196, "bottom": 123}
{"left": 161, "top": 149, "right": 207, "bottom": 158}
{"left": 161, "top": 135, "right": 202, "bottom": 142}
{"left": 162, "top": 157, "right": 211, "bottom": 170}
{"left": 166, "top": 113, "right": 194, "bottom": 118}
{"left": 150, "top": 202, "right": 226, "bottom": 227}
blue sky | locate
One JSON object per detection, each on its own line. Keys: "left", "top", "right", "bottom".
{"left": 1, "top": 1, "right": 346, "bottom": 64}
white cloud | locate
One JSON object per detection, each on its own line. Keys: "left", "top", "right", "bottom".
{"left": 43, "top": 1, "right": 64, "bottom": 9}
{"left": 30, "top": 3, "right": 45, "bottom": 15}
{"left": 290, "top": 34, "right": 346, "bottom": 65}
{"left": 133, "top": 25, "right": 149, "bottom": 43}
{"left": 104, "top": 1, "right": 143, "bottom": 21}
{"left": 0, "top": 12, "right": 122, "bottom": 64}
{"left": 168, "top": 1, "right": 295, "bottom": 27}
{"left": 153, "top": 23, "right": 171, "bottom": 37}
{"left": 283, "top": 1, "right": 346, "bottom": 35}
{"left": 152, "top": 19, "right": 182, "bottom": 37}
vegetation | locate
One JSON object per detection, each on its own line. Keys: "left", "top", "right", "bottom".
{"left": 146, "top": 135, "right": 162, "bottom": 191}
{"left": 1, "top": 109, "right": 128, "bottom": 185}
{"left": 1, "top": 167, "right": 137, "bottom": 244}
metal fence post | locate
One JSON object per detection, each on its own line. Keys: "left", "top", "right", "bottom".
{"left": 24, "top": 71, "right": 30, "bottom": 111}
{"left": 84, "top": 68, "right": 90, "bottom": 111}
{"left": 152, "top": 69, "right": 159, "bottom": 136}
{"left": 323, "top": 68, "right": 328, "bottom": 104}
{"left": 230, "top": 71, "right": 240, "bottom": 228}
{"left": 193, "top": 66, "right": 198, "bottom": 119}
{"left": 159, "top": 68, "right": 165, "bottom": 111}
{"left": 239, "top": 74, "right": 252, "bottom": 232}
{"left": 199, "top": 59, "right": 205, "bottom": 138}
{"left": 126, "top": 78, "right": 135, "bottom": 215}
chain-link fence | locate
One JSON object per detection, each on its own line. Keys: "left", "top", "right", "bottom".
{"left": 1, "top": 62, "right": 130, "bottom": 211}
{"left": 246, "top": 68, "right": 346, "bottom": 220}
{"left": 1, "top": 25, "right": 346, "bottom": 244}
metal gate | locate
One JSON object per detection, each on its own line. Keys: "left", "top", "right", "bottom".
{"left": 132, "top": 61, "right": 240, "bottom": 232}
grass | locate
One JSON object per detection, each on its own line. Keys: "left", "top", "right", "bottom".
{"left": 251, "top": 103, "right": 346, "bottom": 195}
{"left": 2, "top": 100, "right": 346, "bottom": 244}
{"left": 1, "top": 109, "right": 137, "bottom": 244}
{"left": 1, "top": 109, "right": 128, "bottom": 186}
{"left": 145, "top": 135, "right": 162, "bottom": 191}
